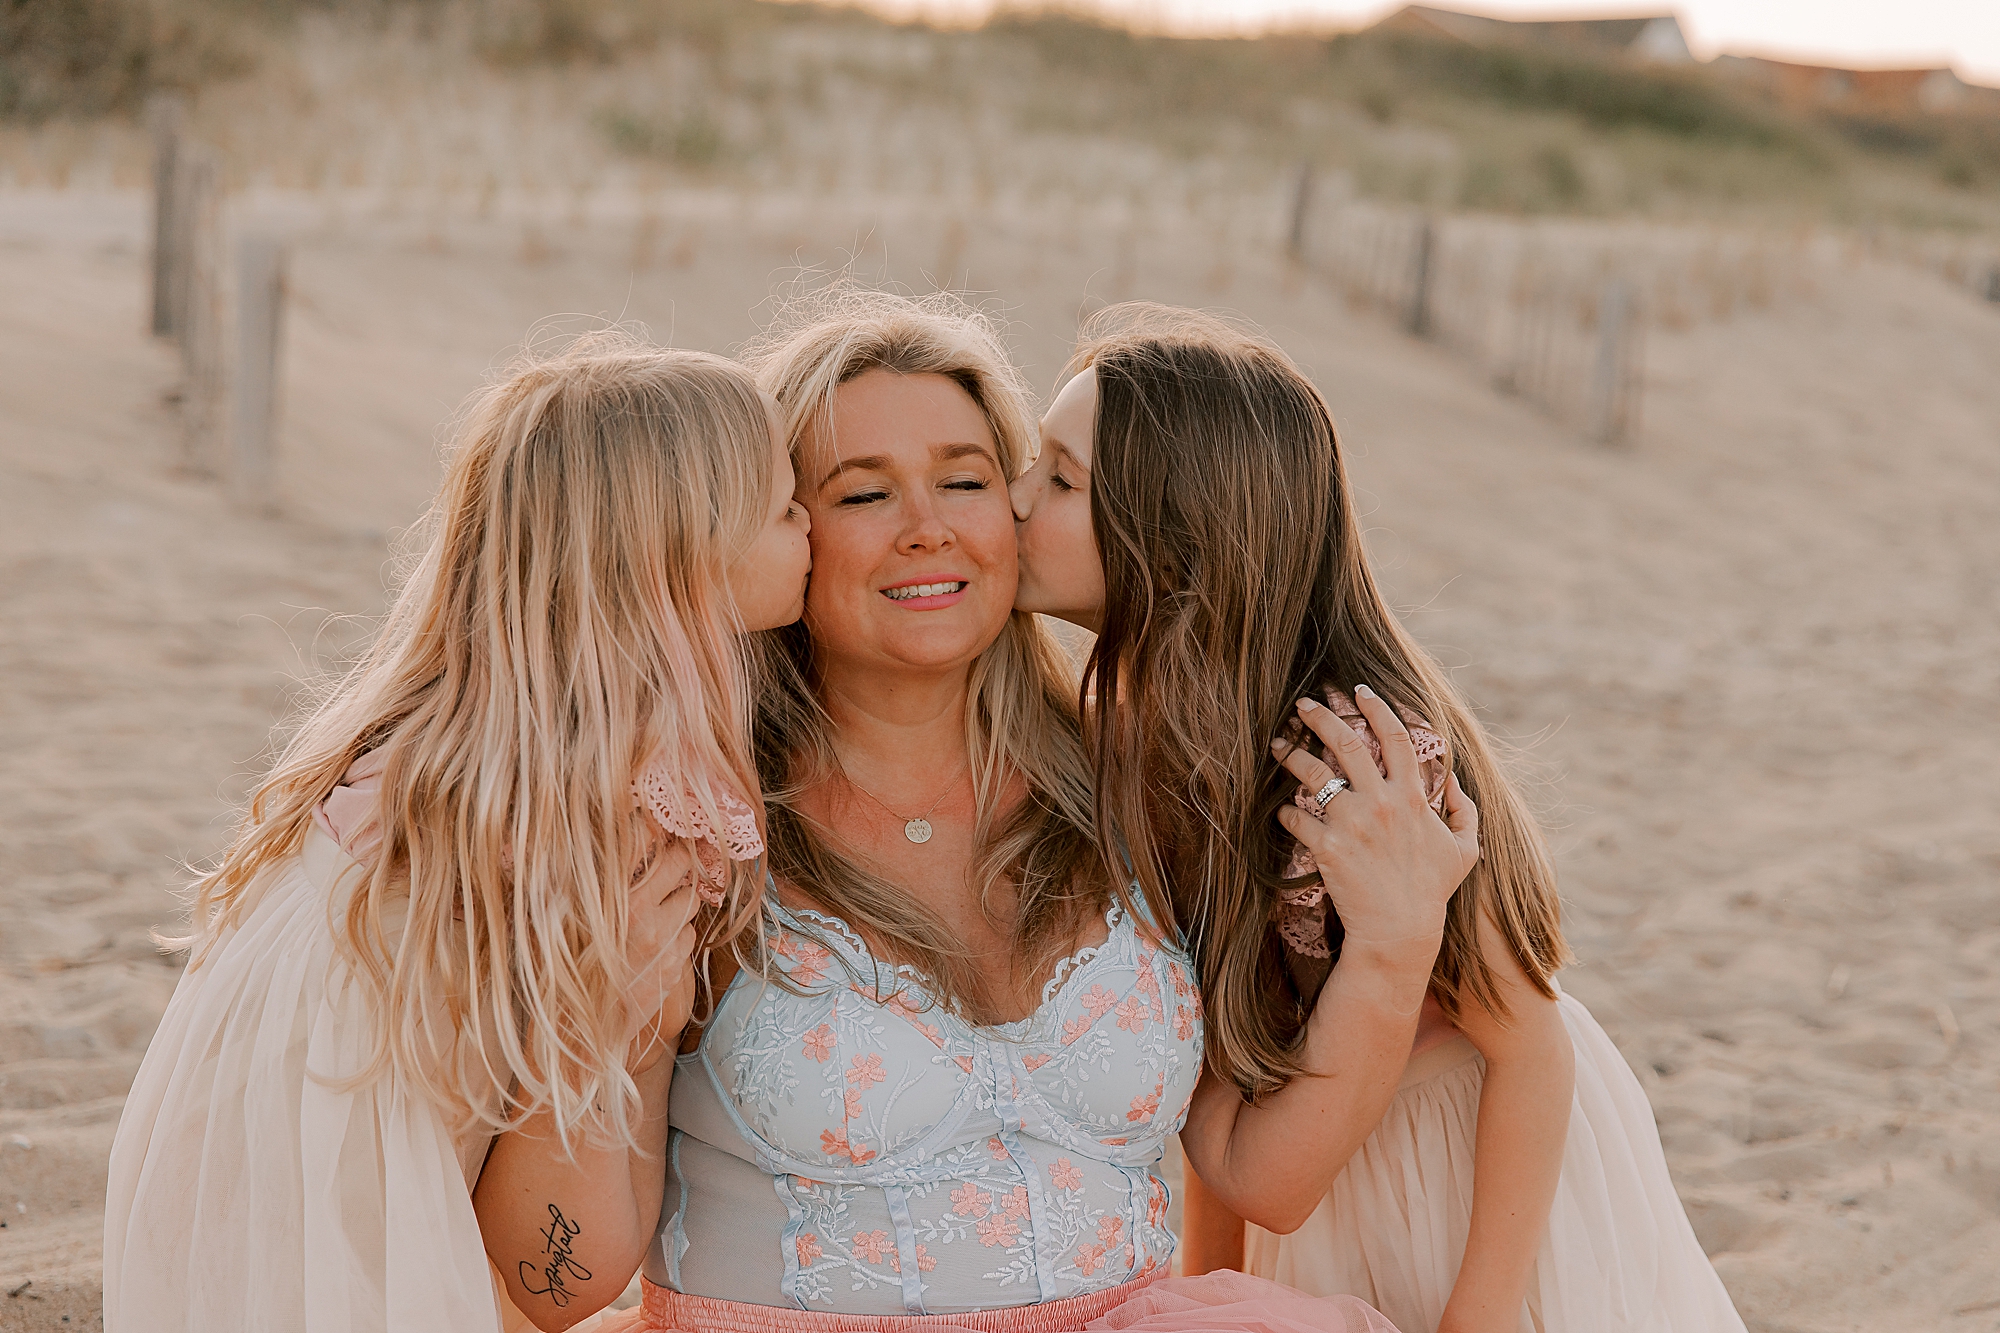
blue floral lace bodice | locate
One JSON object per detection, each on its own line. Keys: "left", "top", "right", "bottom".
{"left": 645, "top": 886, "right": 1204, "bottom": 1315}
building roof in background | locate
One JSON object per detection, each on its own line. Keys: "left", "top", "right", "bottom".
{"left": 1373, "top": 6, "right": 1692, "bottom": 63}
{"left": 1711, "top": 56, "right": 2000, "bottom": 115}
{"left": 1370, "top": 7, "right": 2000, "bottom": 110}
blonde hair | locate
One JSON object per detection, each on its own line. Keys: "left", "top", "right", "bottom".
{"left": 185, "top": 333, "right": 776, "bottom": 1147}
{"left": 1074, "top": 303, "right": 1569, "bottom": 1102}
{"left": 741, "top": 286, "right": 1118, "bottom": 1019}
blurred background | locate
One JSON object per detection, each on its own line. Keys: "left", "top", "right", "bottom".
{"left": 2, "top": 2, "right": 1998, "bottom": 1329}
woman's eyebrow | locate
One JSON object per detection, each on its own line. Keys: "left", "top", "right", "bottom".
{"left": 817, "top": 454, "right": 893, "bottom": 488}
{"left": 933, "top": 441, "right": 997, "bottom": 465}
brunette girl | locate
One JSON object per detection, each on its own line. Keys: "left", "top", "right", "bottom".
{"left": 1010, "top": 304, "right": 1746, "bottom": 1333}
{"left": 104, "top": 336, "right": 811, "bottom": 1333}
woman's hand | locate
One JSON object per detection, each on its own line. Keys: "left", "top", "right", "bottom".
{"left": 1272, "top": 685, "right": 1480, "bottom": 967}
{"left": 623, "top": 839, "right": 702, "bottom": 1073}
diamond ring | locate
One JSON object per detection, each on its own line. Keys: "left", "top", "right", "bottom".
{"left": 1310, "top": 776, "right": 1348, "bottom": 813}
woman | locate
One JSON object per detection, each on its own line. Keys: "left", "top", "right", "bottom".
{"left": 588, "top": 289, "right": 1470, "bottom": 1333}
{"left": 1010, "top": 304, "right": 1745, "bottom": 1333}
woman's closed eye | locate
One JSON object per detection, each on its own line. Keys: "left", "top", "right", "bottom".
{"left": 942, "top": 477, "right": 990, "bottom": 492}
{"left": 1049, "top": 471, "right": 1080, "bottom": 493}
{"left": 836, "top": 488, "right": 891, "bottom": 507}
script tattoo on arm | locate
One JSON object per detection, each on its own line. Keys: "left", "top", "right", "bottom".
{"left": 519, "top": 1203, "right": 592, "bottom": 1308}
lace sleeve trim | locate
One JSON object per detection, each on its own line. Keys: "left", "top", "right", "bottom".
{"left": 632, "top": 760, "right": 765, "bottom": 906}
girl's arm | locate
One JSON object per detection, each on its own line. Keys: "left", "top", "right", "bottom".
{"left": 1176, "top": 1153, "right": 1246, "bottom": 1274}
{"left": 1179, "top": 923, "right": 1439, "bottom": 1232}
{"left": 1182, "top": 690, "right": 1481, "bottom": 1233}
{"left": 473, "top": 844, "right": 702, "bottom": 1331}
{"left": 1436, "top": 911, "right": 1573, "bottom": 1333}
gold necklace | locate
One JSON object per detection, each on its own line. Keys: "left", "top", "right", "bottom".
{"left": 839, "top": 759, "right": 966, "bottom": 845}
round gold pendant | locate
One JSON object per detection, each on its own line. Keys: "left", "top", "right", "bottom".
{"left": 903, "top": 818, "right": 933, "bottom": 844}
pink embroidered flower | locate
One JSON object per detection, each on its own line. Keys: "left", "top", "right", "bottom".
{"left": 848, "top": 1142, "right": 877, "bottom": 1166}
{"left": 1080, "top": 984, "right": 1119, "bottom": 1019}
{"left": 950, "top": 1182, "right": 991, "bottom": 1218}
{"left": 1134, "top": 958, "right": 1159, "bottom": 996}
{"left": 820, "top": 1128, "right": 853, "bottom": 1160}
{"left": 1022, "top": 1054, "right": 1052, "bottom": 1071}
{"left": 802, "top": 1024, "right": 836, "bottom": 1062}
{"left": 846, "top": 1053, "right": 886, "bottom": 1089}
{"left": 1114, "top": 993, "right": 1149, "bottom": 1034}
{"left": 1147, "top": 1179, "right": 1169, "bottom": 1226}
{"left": 1097, "top": 1216, "right": 1124, "bottom": 1246}
{"left": 1174, "top": 1005, "right": 1195, "bottom": 1042}
{"left": 1103, "top": 1137, "right": 1127, "bottom": 1147}
{"left": 1050, "top": 1158, "right": 1084, "bottom": 1192}
{"left": 796, "top": 1233, "right": 823, "bottom": 1267}
{"left": 1060, "top": 1015, "right": 1094, "bottom": 1046}
{"left": 976, "top": 1213, "right": 1022, "bottom": 1248}
{"left": 1002, "top": 1187, "right": 1031, "bottom": 1221}
{"left": 915, "top": 1245, "right": 937, "bottom": 1272}
{"left": 988, "top": 1137, "right": 1010, "bottom": 1161}
{"left": 843, "top": 1089, "right": 864, "bottom": 1120}
{"left": 1074, "top": 1242, "right": 1106, "bottom": 1276}
{"left": 791, "top": 943, "right": 831, "bottom": 987}
{"left": 853, "top": 1230, "right": 894, "bottom": 1264}
{"left": 1128, "top": 1077, "right": 1163, "bottom": 1124}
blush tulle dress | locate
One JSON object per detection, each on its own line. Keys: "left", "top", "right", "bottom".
{"left": 1249, "top": 695, "right": 1747, "bottom": 1333}
{"left": 101, "top": 751, "right": 763, "bottom": 1333}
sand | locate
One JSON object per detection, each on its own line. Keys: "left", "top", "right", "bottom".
{"left": 0, "top": 182, "right": 1996, "bottom": 1332}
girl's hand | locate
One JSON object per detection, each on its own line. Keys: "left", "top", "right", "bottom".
{"left": 1272, "top": 685, "right": 1480, "bottom": 961}
{"left": 624, "top": 840, "right": 702, "bottom": 1073}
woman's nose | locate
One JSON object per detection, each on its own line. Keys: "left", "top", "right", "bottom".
{"left": 898, "top": 495, "right": 953, "bottom": 551}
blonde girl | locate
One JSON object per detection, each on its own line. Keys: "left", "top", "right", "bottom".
{"left": 104, "top": 336, "right": 812, "bottom": 1333}
{"left": 1009, "top": 304, "right": 1746, "bottom": 1333}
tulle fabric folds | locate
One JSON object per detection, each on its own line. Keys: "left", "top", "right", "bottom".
{"left": 103, "top": 830, "right": 511, "bottom": 1333}
{"left": 1245, "top": 991, "right": 1747, "bottom": 1333}
{"left": 570, "top": 1271, "right": 1399, "bottom": 1333}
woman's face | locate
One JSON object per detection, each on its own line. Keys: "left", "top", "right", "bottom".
{"left": 725, "top": 405, "right": 814, "bottom": 632}
{"left": 1010, "top": 367, "right": 1105, "bottom": 633}
{"left": 796, "top": 369, "right": 1018, "bottom": 678}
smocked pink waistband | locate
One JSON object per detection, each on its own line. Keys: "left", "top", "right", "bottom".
{"left": 635, "top": 1273, "right": 1164, "bottom": 1333}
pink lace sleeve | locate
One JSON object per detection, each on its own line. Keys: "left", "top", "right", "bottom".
{"left": 632, "top": 761, "right": 765, "bottom": 906}
{"left": 1274, "top": 689, "right": 1449, "bottom": 960}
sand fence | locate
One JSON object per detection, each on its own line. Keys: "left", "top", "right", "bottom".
{"left": 1287, "top": 179, "right": 1853, "bottom": 446}
{"left": 148, "top": 94, "right": 287, "bottom": 515}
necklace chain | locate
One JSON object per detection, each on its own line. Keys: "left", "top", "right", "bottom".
{"left": 839, "top": 758, "right": 966, "bottom": 845}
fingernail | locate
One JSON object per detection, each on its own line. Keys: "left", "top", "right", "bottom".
{"left": 1269, "top": 738, "right": 1286, "bottom": 753}
{"left": 1297, "top": 698, "right": 1319, "bottom": 711}
{"left": 1355, "top": 684, "right": 1376, "bottom": 699}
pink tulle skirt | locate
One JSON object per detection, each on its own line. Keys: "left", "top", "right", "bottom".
{"left": 586, "top": 1272, "right": 1399, "bottom": 1333}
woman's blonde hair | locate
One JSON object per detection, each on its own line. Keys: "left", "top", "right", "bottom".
{"left": 184, "top": 333, "right": 776, "bottom": 1147}
{"left": 1073, "top": 303, "right": 1570, "bottom": 1102}
{"left": 741, "top": 286, "right": 1117, "bottom": 1020}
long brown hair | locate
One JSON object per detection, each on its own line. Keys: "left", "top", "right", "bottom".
{"left": 1076, "top": 303, "right": 1568, "bottom": 1102}
{"left": 183, "top": 334, "right": 775, "bottom": 1147}
{"left": 741, "top": 286, "right": 1111, "bottom": 1020}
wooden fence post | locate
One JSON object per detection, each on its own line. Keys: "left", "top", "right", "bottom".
{"left": 148, "top": 93, "right": 188, "bottom": 338}
{"left": 1588, "top": 276, "right": 1637, "bottom": 444}
{"left": 1406, "top": 215, "right": 1436, "bottom": 337}
{"left": 178, "top": 145, "right": 225, "bottom": 475}
{"left": 230, "top": 235, "right": 287, "bottom": 512}
{"left": 1286, "top": 161, "right": 1313, "bottom": 261}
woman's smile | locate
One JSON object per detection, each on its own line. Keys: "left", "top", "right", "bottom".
{"left": 880, "top": 575, "right": 971, "bottom": 606}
